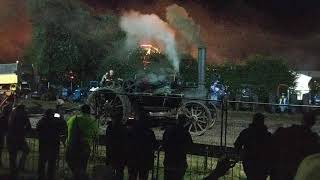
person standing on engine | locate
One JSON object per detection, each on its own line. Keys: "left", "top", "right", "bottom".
{"left": 100, "top": 70, "right": 114, "bottom": 87}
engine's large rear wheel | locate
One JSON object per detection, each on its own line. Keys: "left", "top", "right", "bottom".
{"left": 87, "top": 88, "right": 131, "bottom": 127}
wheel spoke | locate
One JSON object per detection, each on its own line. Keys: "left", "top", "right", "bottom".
{"left": 196, "top": 123, "right": 205, "bottom": 131}
{"left": 185, "top": 110, "right": 192, "bottom": 117}
{"left": 197, "top": 119, "right": 207, "bottom": 124}
{"left": 195, "top": 110, "right": 202, "bottom": 116}
{"left": 192, "top": 122, "right": 198, "bottom": 132}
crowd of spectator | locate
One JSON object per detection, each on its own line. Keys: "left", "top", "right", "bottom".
{"left": 0, "top": 99, "right": 319, "bottom": 180}
{"left": 235, "top": 112, "right": 320, "bottom": 180}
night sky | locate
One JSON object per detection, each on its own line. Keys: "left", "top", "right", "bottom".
{"left": 0, "top": 0, "right": 319, "bottom": 69}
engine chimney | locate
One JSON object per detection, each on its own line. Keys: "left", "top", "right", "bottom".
{"left": 198, "top": 47, "right": 206, "bottom": 92}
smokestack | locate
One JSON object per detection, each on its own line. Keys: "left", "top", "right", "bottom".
{"left": 198, "top": 47, "right": 206, "bottom": 91}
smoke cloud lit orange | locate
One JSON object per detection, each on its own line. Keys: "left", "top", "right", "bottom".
{"left": 0, "top": 0, "right": 31, "bottom": 62}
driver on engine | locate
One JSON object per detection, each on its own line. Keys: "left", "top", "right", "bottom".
{"left": 100, "top": 70, "right": 114, "bottom": 86}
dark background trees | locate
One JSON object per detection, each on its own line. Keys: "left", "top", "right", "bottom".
{"left": 26, "top": 0, "right": 124, "bottom": 86}
{"left": 24, "top": 0, "right": 296, "bottom": 103}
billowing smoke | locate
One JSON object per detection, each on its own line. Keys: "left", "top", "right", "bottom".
{"left": 119, "top": 11, "right": 180, "bottom": 71}
{"left": 166, "top": 4, "right": 203, "bottom": 46}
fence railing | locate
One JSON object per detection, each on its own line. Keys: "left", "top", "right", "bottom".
{"left": 0, "top": 129, "right": 242, "bottom": 180}
{"left": 2, "top": 96, "right": 319, "bottom": 179}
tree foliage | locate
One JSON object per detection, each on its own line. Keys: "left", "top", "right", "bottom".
{"left": 245, "top": 55, "right": 296, "bottom": 100}
{"left": 26, "top": 0, "right": 125, "bottom": 85}
{"left": 206, "top": 55, "right": 296, "bottom": 101}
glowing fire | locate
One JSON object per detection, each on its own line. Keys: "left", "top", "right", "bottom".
{"left": 140, "top": 44, "right": 160, "bottom": 55}
{"left": 139, "top": 44, "right": 161, "bottom": 69}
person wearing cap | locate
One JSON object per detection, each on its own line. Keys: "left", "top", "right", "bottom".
{"left": 234, "top": 113, "right": 272, "bottom": 180}
{"left": 65, "top": 104, "right": 98, "bottom": 180}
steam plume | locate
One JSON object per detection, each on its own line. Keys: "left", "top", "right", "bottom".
{"left": 166, "top": 4, "right": 203, "bottom": 46}
{"left": 119, "top": 11, "right": 180, "bottom": 71}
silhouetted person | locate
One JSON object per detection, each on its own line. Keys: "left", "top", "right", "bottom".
{"left": 270, "top": 112, "right": 320, "bottom": 180}
{"left": 36, "top": 109, "right": 67, "bottom": 180}
{"left": 162, "top": 114, "right": 193, "bottom": 180}
{"left": 234, "top": 113, "right": 272, "bottom": 180}
{"left": 105, "top": 110, "right": 128, "bottom": 180}
{"left": 66, "top": 104, "right": 98, "bottom": 180}
{"left": 7, "top": 104, "right": 31, "bottom": 178}
{"left": 127, "top": 111, "right": 157, "bottom": 180}
{"left": 0, "top": 100, "right": 13, "bottom": 167}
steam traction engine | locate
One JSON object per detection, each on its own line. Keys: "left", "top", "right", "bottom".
{"left": 88, "top": 47, "right": 218, "bottom": 136}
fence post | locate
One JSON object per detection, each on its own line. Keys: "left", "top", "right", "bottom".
{"left": 220, "top": 99, "right": 224, "bottom": 147}
{"left": 224, "top": 99, "right": 228, "bottom": 149}
{"left": 204, "top": 146, "right": 209, "bottom": 172}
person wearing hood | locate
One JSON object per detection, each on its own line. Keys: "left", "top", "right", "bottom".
{"left": 234, "top": 113, "right": 272, "bottom": 180}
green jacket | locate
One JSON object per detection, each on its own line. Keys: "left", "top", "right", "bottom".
{"left": 66, "top": 114, "right": 98, "bottom": 147}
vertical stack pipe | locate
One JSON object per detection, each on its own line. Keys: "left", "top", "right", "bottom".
{"left": 198, "top": 47, "right": 206, "bottom": 92}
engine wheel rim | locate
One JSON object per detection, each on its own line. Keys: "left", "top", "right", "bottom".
{"left": 182, "top": 101, "right": 211, "bottom": 136}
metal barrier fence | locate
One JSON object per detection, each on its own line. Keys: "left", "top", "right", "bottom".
{"left": 1, "top": 96, "right": 320, "bottom": 179}
{"left": 0, "top": 132, "right": 243, "bottom": 180}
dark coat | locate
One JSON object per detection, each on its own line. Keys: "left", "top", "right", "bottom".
{"left": 163, "top": 124, "right": 193, "bottom": 169}
{"left": 36, "top": 115, "right": 66, "bottom": 150}
{"left": 7, "top": 106, "right": 31, "bottom": 144}
{"left": 234, "top": 124, "right": 272, "bottom": 163}
{"left": 127, "top": 124, "right": 157, "bottom": 170}
{"left": 105, "top": 123, "right": 128, "bottom": 168}
{"left": 270, "top": 125, "right": 320, "bottom": 180}
{"left": 0, "top": 103, "right": 12, "bottom": 134}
